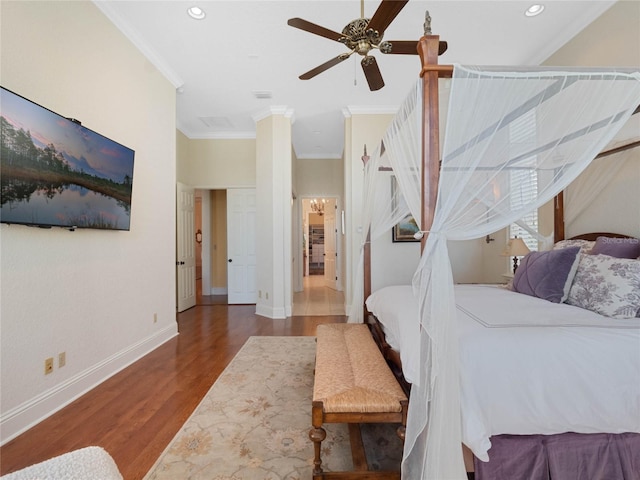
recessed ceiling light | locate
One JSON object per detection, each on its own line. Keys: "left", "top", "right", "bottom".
{"left": 187, "top": 6, "right": 206, "bottom": 20}
{"left": 525, "top": 4, "right": 545, "bottom": 17}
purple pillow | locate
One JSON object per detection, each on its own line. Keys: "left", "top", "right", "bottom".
{"left": 590, "top": 236, "right": 640, "bottom": 259}
{"left": 512, "top": 247, "right": 581, "bottom": 303}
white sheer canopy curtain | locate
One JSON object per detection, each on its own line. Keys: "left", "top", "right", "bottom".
{"left": 348, "top": 81, "right": 424, "bottom": 326}
{"left": 400, "top": 66, "right": 640, "bottom": 479}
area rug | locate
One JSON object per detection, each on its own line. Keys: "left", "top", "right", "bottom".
{"left": 144, "top": 336, "right": 402, "bottom": 480}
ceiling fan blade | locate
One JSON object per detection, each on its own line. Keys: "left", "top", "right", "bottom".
{"left": 361, "top": 56, "right": 384, "bottom": 91}
{"left": 384, "top": 40, "right": 448, "bottom": 55}
{"left": 299, "top": 55, "right": 349, "bottom": 80}
{"left": 287, "top": 18, "right": 344, "bottom": 42}
{"left": 366, "top": 0, "right": 409, "bottom": 36}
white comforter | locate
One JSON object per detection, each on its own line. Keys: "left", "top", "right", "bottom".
{"left": 365, "top": 284, "right": 640, "bottom": 461}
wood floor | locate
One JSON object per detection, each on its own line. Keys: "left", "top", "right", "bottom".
{"left": 0, "top": 305, "right": 346, "bottom": 479}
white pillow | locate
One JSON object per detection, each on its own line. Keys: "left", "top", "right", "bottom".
{"left": 566, "top": 254, "right": 640, "bottom": 319}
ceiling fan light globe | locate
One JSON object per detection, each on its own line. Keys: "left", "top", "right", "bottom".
{"left": 356, "top": 40, "right": 372, "bottom": 56}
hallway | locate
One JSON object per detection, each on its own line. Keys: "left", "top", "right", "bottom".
{"left": 196, "top": 275, "right": 345, "bottom": 316}
{"left": 292, "top": 275, "right": 345, "bottom": 316}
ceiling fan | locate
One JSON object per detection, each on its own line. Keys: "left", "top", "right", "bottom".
{"left": 287, "top": 0, "right": 447, "bottom": 91}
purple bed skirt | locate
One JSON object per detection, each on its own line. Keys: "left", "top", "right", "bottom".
{"left": 474, "top": 433, "right": 640, "bottom": 480}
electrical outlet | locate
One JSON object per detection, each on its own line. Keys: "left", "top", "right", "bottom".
{"left": 44, "top": 358, "right": 54, "bottom": 375}
{"left": 154, "top": 313, "right": 158, "bottom": 323}
{"left": 259, "top": 290, "right": 262, "bottom": 298}
{"left": 266, "top": 292, "right": 269, "bottom": 300}
{"left": 58, "top": 352, "right": 66, "bottom": 368}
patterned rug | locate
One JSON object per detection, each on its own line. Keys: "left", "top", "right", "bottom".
{"left": 144, "top": 336, "right": 403, "bottom": 479}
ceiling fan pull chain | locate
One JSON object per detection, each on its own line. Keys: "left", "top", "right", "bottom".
{"left": 354, "top": 56, "right": 357, "bottom": 86}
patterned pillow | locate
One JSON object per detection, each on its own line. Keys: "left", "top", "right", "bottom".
{"left": 566, "top": 254, "right": 640, "bottom": 319}
{"left": 552, "top": 239, "right": 595, "bottom": 253}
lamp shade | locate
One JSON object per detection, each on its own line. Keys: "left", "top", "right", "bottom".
{"left": 502, "top": 237, "right": 531, "bottom": 257}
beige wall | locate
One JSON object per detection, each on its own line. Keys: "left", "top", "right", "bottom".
{"left": 177, "top": 135, "right": 256, "bottom": 294}
{"left": 293, "top": 156, "right": 345, "bottom": 291}
{"left": 210, "top": 190, "right": 228, "bottom": 290}
{"left": 541, "top": 0, "right": 640, "bottom": 238}
{"left": 344, "top": 112, "right": 395, "bottom": 311}
{"left": 177, "top": 137, "right": 256, "bottom": 188}
{"left": 0, "top": 0, "right": 177, "bottom": 442}
{"left": 544, "top": 1, "right": 640, "bottom": 68}
{"left": 296, "top": 158, "right": 344, "bottom": 197}
{"left": 309, "top": 213, "right": 324, "bottom": 226}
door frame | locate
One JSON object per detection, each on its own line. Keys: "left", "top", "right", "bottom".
{"left": 295, "top": 195, "right": 342, "bottom": 293}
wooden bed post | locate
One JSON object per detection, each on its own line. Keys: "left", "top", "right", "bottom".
{"left": 417, "top": 20, "right": 452, "bottom": 252}
{"left": 554, "top": 192, "right": 565, "bottom": 243}
{"left": 362, "top": 15, "right": 453, "bottom": 316}
{"left": 364, "top": 230, "right": 371, "bottom": 320}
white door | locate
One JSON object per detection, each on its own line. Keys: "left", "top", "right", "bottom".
{"left": 227, "top": 188, "right": 257, "bottom": 304}
{"left": 323, "top": 200, "right": 337, "bottom": 289}
{"left": 177, "top": 182, "right": 196, "bottom": 312}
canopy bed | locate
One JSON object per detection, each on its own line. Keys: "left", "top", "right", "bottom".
{"left": 350, "top": 19, "right": 640, "bottom": 480}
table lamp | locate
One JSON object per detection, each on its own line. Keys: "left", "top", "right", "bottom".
{"left": 502, "top": 237, "right": 531, "bottom": 274}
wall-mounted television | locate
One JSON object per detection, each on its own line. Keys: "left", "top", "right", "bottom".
{"left": 1, "top": 87, "right": 135, "bottom": 231}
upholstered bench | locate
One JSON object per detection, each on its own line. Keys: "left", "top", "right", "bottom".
{"left": 310, "top": 323, "right": 408, "bottom": 479}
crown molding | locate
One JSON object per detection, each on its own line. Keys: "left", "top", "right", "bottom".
{"left": 252, "top": 106, "right": 295, "bottom": 124}
{"left": 344, "top": 105, "right": 399, "bottom": 116}
{"left": 296, "top": 153, "right": 343, "bottom": 160}
{"left": 177, "top": 125, "right": 256, "bottom": 140}
{"left": 93, "top": 1, "right": 184, "bottom": 88}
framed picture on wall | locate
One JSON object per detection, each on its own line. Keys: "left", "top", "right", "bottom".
{"left": 392, "top": 215, "right": 420, "bottom": 242}
{"left": 391, "top": 176, "right": 420, "bottom": 242}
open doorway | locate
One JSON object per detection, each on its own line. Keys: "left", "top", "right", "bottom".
{"left": 293, "top": 197, "right": 344, "bottom": 316}
{"left": 194, "top": 189, "right": 228, "bottom": 306}
{"left": 302, "top": 197, "right": 337, "bottom": 288}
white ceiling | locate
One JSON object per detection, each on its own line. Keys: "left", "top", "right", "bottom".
{"left": 95, "top": 0, "right": 616, "bottom": 159}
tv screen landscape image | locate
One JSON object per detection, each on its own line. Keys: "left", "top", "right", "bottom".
{"left": 1, "top": 87, "right": 135, "bottom": 231}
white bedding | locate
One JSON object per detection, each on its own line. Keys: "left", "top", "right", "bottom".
{"left": 365, "top": 284, "right": 640, "bottom": 461}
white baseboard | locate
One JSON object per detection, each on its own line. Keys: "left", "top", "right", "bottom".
{"left": 0, "top": 324, "right": 178, "bottom": 445}
{"left": 255, "top": 304, "right": 287, "bottom": 319}
{"left": 210, "top": 287, "right": 228, "bottom": 295}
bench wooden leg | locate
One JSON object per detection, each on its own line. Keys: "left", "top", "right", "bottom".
{"left": 309, "top": 426, "right": 326, "bottom": 474}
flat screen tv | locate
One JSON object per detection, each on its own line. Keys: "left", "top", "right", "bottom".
{"left": 1, "top": 86, "right": 135, "bottom": 231}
